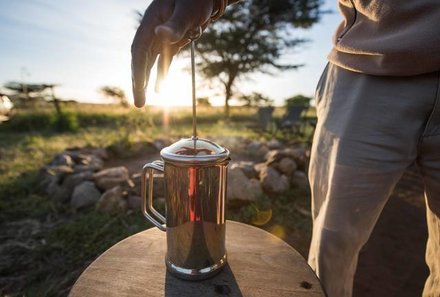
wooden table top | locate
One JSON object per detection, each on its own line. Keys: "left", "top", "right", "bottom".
{"left": 69, "top": 221, "right": 325, "bottom": 297}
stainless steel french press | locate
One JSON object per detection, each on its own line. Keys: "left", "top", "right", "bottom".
{"left": 141, "top": 138, "right": 230, "bottom": 280}
{"left": 140, "top": 30, "right": 230, "bottom": 280}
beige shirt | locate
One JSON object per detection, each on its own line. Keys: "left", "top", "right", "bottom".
{"left": 329, "top": 0, "right": 440, "bottom": 76}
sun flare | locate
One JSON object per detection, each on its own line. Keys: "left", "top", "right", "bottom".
{"left": 147, "top": 67, "right": 192, "bottom": 108}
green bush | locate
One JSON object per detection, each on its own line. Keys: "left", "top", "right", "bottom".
{"left": 285, "top": 95, "right": 312, "bottom": 107}
{"left": 0, "top": 111, "right": 117, "bottom": 133}
{"left": 49, "top": 112, "right": 79, "bottom": 132}
{"left": 0, "top": 112, "right": 79, "bottom": 133}
{"left": 75, "top": 112, "right": 122, "bottom": 127}
{"left": 0, "top": 112, "right": 52, "bottom": 132}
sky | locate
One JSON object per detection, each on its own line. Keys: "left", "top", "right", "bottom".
{"left": 0, "top": 0, "right": 342, "bottom": 106}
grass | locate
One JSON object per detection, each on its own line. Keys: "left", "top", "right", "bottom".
{"left": 0, "top": 103, "right": 315, "bottom": 296}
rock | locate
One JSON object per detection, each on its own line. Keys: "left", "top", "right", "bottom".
{"left": 227, "top": 167, "right": 263, "bottom": 202}
{"left": 281, "top": 174, "right": 290, "bottom": 189}
{"left": 43, "top": 171, "right": 93, "bottom": 203}
{"left": 247, "top": 141, "right": 269, "bottom": 162}
{"left": 253, "top": 163, "right": 268, "bottom": 175}
{"left": 50, "top": 154, "right": 74, "bottom": 167}
{"left": 265, "top": 147, "right": 309, "bottom": 171}
{"left": 40, "top": 165, "right": 74, "bottom": 196}
{"left": 246, "top": 179, "right": 264, "bottom": 200}
{"left": 132, "top": 172, "right": 141, "bottom": 180}
{"left": 283, "top": 147, "right": 308, "bottom": 170}
{"left": 130, "top": 173, "right": 142, "bottom": 195}
{"left": 44, "top": 165, "right": 74, "bottom": 177}
{"left": 130, "top": 172, "right": 165, "bottom": 198}
{"left": 67, "top": 147, "right": 109, "bottom": 161}
{"left": 89, "top": 156, "right": 104, "bottom": 170}
{"left": 266, "top": 139, "right": 283, "bottom": 150}
{"left": 260, "top": 166, "right": 289, "bottom": 194}
{"left": 71, "top": 181, "right": 101, "bottom": 209}
{"left": 248, "top": 140, "right": 262, "bottom": 153}
{"left": 265, "top": 150, "right": 284, "bottom": 165}
{"left": 93, "top": 166, "right": 134, "bottom": 191}
{"left": 131, "top": 172, "right": 142, "bottom": 188}
{"left": 73, "top": 156, "right": 104, "bottom": 173}
{"left": 53, "top": 187, "right": 72, "bottom": 202}
{"left": 62, "top": 171, "right": 94, "bottom": 191}
{"left": 72, "top": 165, "right": 89, "bottom": 173}
{"left": 40, "top": 171, "right": 59, "bottom": 192}
{"left": 128, "top": 195, "right": 142, "bottom": 210}
{"left": 230, "top": 161, "right": 257, "bottom": 179}
{"left": 283, "top": 147, "right": 306, "bottom": 160}
{"left": 291, "top": 171, "right": 309, "bottom": 188}
{"left": 91, "top": 148, "right": 109, "bottom": 160}
{"left": 96, "top": 186, "right": 128, "bottom": 214}
{"left": 214, "top": 136, "right": 247, "bottom": 152}
{"left": 70, "top": 153, "right": 92, "bottom": 165}
{"left": 46, "top": 180, "right": 71, "bottom": 202}
{"left": 277, "top": 157, "right": 297, "bottom": 176}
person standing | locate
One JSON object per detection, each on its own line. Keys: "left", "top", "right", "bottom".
{"left": 131, "top": 1, "right": 440, "bottom": 296}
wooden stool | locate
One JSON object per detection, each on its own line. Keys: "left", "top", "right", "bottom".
{"left": 69, "top": 221, "right": 326, "bottom": 297}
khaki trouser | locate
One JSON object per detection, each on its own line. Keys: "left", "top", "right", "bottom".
{"left": 308, "top": 63, "right": 440, "bottom": 297}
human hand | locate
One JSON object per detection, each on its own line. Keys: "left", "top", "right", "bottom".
{"left": 131, "top": 0, "right": 214, "bottom": 107}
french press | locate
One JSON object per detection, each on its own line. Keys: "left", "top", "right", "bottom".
{"left": 141, "top": 29, "right": 230, "bottom": 280}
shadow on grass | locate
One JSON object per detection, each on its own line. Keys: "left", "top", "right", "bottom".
{"left": 0, "top": 171, "right": 152, "bottom": 297}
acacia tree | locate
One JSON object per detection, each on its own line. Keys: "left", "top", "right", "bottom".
{"left": 100, "top": 86, "right": 129, "bottom": 107}
{"left": 195, "top": 0, "right": 323, "bottom": 117}
{"left": 4, "top": 82, "right": 62, "bottom": 114}
{"left": 285, "top": 94, "right": 312, "bottom": 107}
{"left": 238, "top": 92, "right": 273, "bottom": 107}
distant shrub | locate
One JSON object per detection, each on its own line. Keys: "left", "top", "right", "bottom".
{"left": 49, "top": 112, "right": 79, "bottom": 132}
{"left": 196, "top": 97, "right": 211, "bottom": 107}
{"left": 0, "top": 112, "right": 52, "bottom": 132}
{"left": 0, "top": 112, "right": 80, "bottom": 133}
{"left": 75, "top": 112, "right": 122, "bottom": 127}
{"left": 285, "top": 95, "right": 312, "bottom": 107}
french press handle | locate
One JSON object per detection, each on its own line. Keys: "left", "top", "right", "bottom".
{"left": 141, "top": 160, "right": 166, "bottom": 231}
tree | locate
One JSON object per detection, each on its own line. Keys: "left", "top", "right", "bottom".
{"left": 100, "top": 86, "right": 129, "bottom": 107}
{"left": 196, "top": 97, "right": 211, "bottom": 107}
{"left": 238, "top": 92, "right": 273, "bottom": 107}
{"left": 4, "top": 82, "right": 62, "bottom": 114}
{"left": 284, "top": 94, "right": 312, "bottom": 107}
{"left": 194, "top": 0, "right": 323, "bottom": 117}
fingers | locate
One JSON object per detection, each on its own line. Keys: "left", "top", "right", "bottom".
{"left": 131, "top": 0, "right": 213, "bottom": 107}
{"left": 155, "top": 0, "right": 213, "bottom": 44}
{"left": 131, "top": 45, "right": 158, "bottom": 107}
{"left": 154, "top": 14, "right": 192, "bottom": 44}
{"left": 131, "top": 22, "right": 157, "bottom": 107}
{"left": 152, "top": 0, "right": 213, "bottom": 93}
{"left": 153, "top": 37, "right": 191, "bottom": 92}
{"left": 131, "top": 0, "right": 173, "bottom": 107}
{"left": 155, "top": 44, "right": 182, "bottom": 92}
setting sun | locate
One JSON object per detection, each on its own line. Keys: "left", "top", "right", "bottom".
{"left": 147, "top": 62, "right": 192, "bottom": 107}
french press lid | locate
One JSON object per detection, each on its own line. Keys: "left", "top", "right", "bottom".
{"left": 160, "top": 137, "right": 230, "bottom": 165}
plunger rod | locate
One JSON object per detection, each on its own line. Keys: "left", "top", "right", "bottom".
{"left": 191, "top": 40, "right": 197, "bottom": 140}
